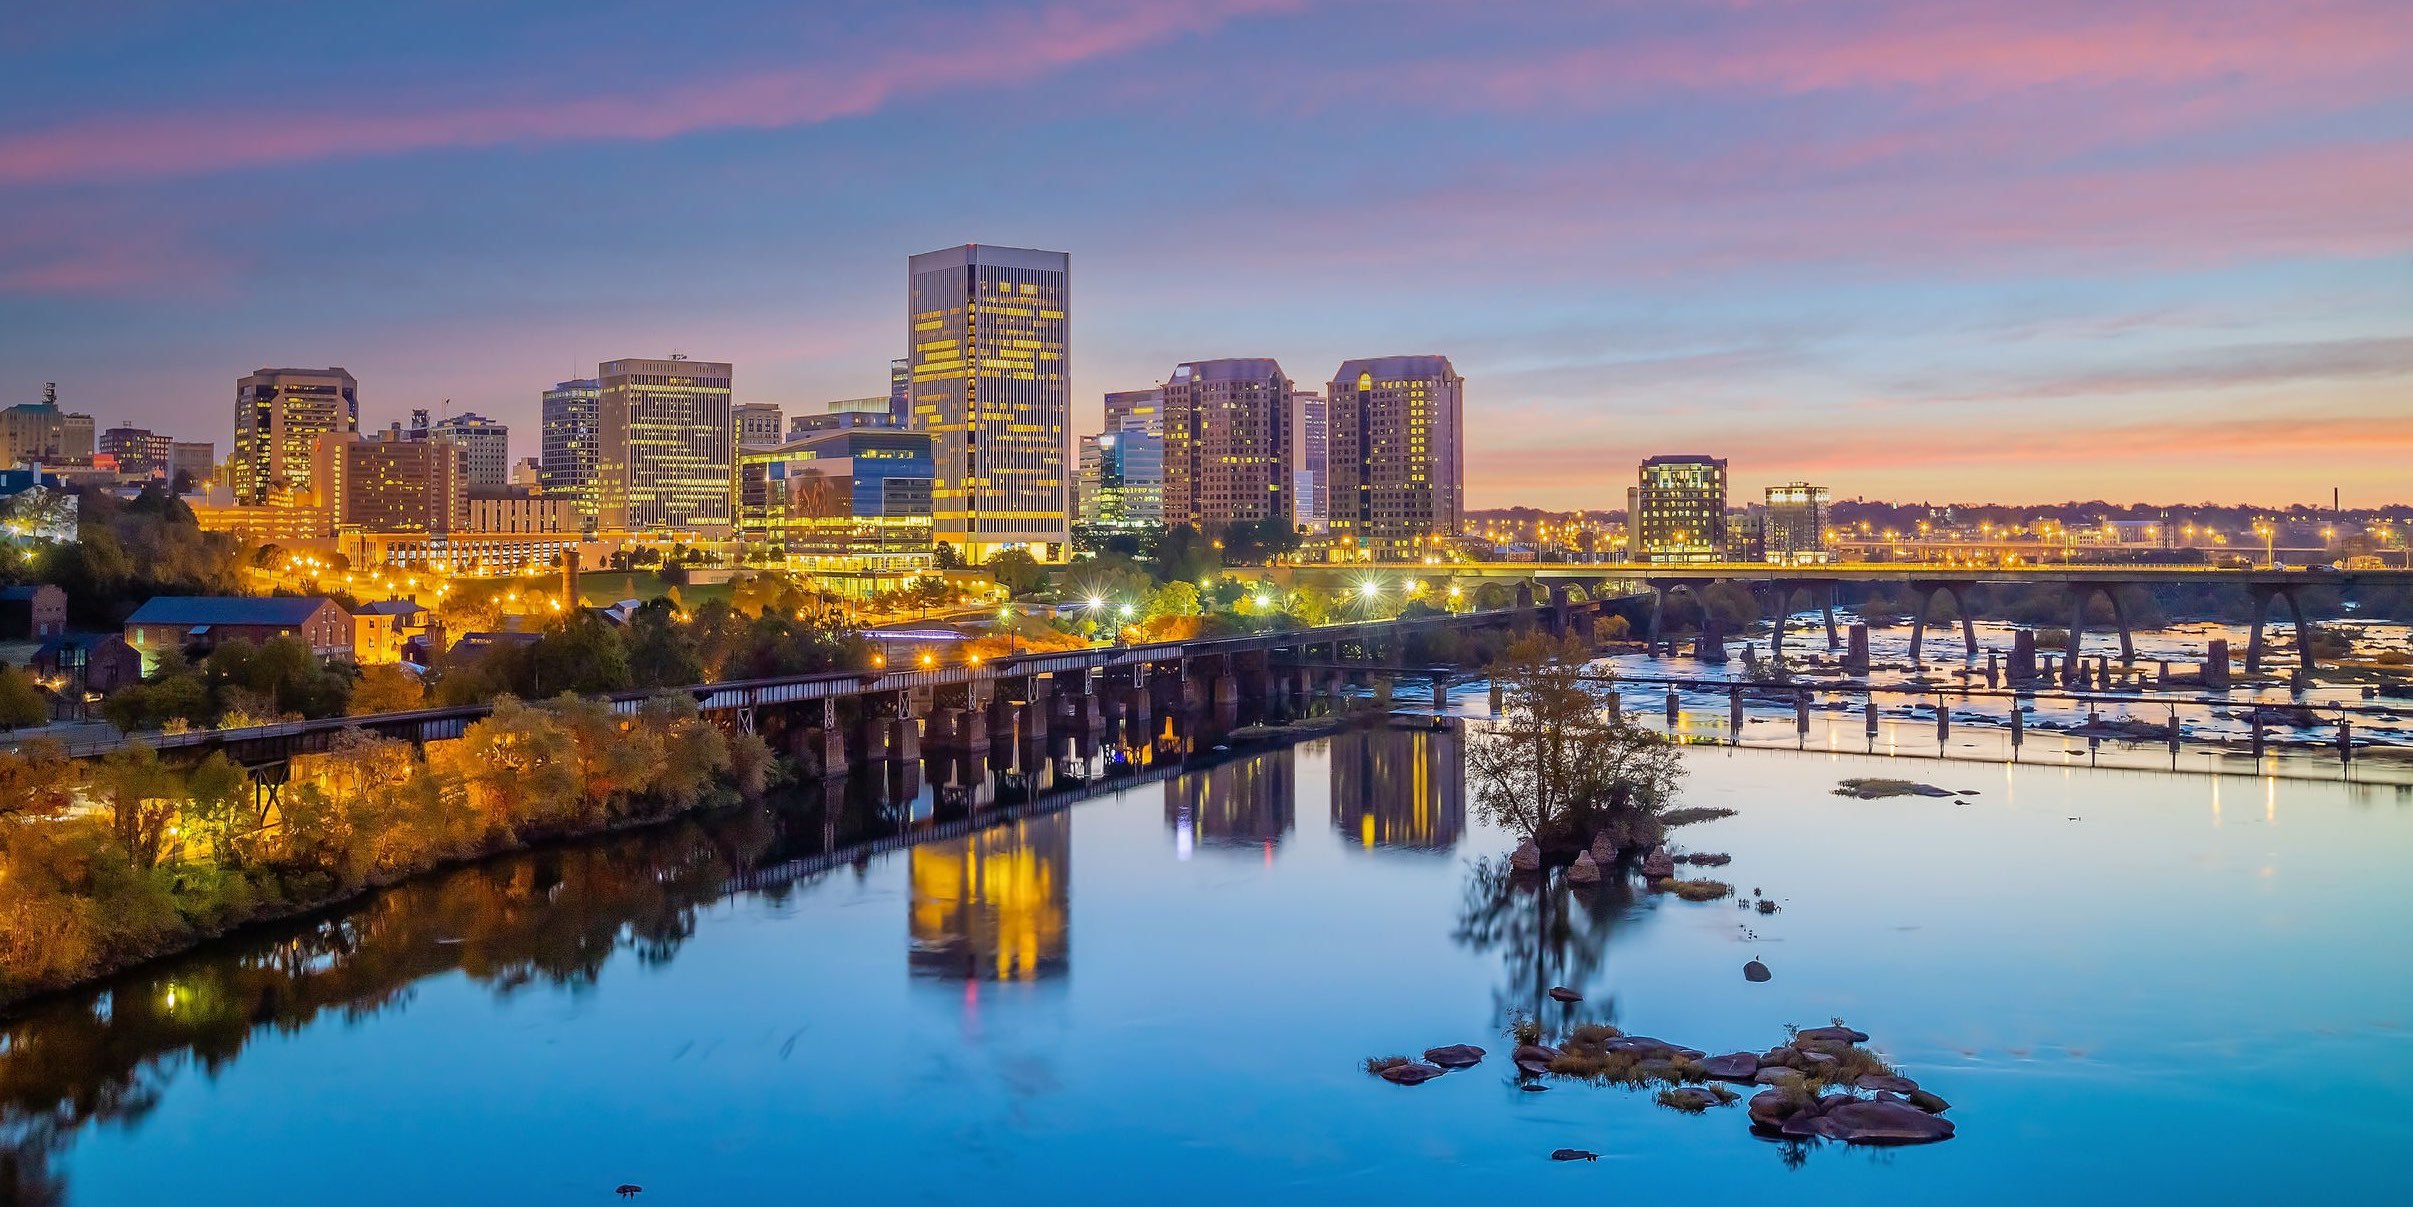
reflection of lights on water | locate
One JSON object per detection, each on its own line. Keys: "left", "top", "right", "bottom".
{"left": 1175, "top": 807, "right": 1194, "bottom": 861}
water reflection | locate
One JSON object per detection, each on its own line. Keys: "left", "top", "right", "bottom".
{"left": 1453, "top": 856, "right": 1635, "bottom": 1026}
{"left": 1165, "top": 748, "right": 1297, "bottom": 857}
{"left": 1332, "top": 725, "right": 1467, "bottom": 852}
{"left": 908, "top": 814, "right": 1072, "bottom": 983}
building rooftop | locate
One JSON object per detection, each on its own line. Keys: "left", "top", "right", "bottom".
{"left": 1331, "top": 355, "right": 1458, "bottom": 381}
{"left": 125, "top": 596, "right": 337, "bottom": 626}
{"left": 1172, "top": 358, "right": 1287, "bottom": 383}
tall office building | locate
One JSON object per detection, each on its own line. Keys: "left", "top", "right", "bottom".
{"left": 1629, "top": 454, "right": 1729, "bottom": 563}
{"left": 735, "top": 402, "right": 785, "bottom": 449}
{"left": 1104, "top": 386, "right": 1164, "bottom": 436}
{"left": 100, "top": 424, "right": 173, "bottom": 476}
{"left": 1292, "top": 390, "right": 1328, "bottom": 533}
{"left": 168, "top": 441, "right": 215, "bottom": 490}
{"left": 1764, "top": 482, "right": 1831, "bottom": 565}
{"left": 1078, "top": 424, "right": 1164, "bottom": 529}
{"left": 595, "top": 356, "right": 734, "bottom": 533}
{"left": 311, "top": 425, "right": 467, "bottom": 534}
{"left": 735, "top": 426, "right": 936, "bottom": 582}
{"left": 234, "top": 367, "right": 358, "bottom": 505}
{"left": 539, "top": 379, "right": 600, "bottom": 529}
{"left": 1163, "top": 358, "right": 1293, "bottom": 533}
{"left": 1326, "top": 356, "right": 1463, "bottom": 560}
{"left": 60, "top": 412, "right": 94, "bottom": 462}
{"left": 788, "top": 397, "right": 894, "bottom": 440}
{"left": 906, "top": 244, "right": 1070, "bottom": 561}
{"left": 888, "top": 358, "right": 912, "bottom": 428}
{"left": 427, "top": 412, "right": 510, "bottom": 489}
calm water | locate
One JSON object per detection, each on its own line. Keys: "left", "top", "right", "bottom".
{"left": 6, "top": 724, "right": 2411, "bottom": 1204}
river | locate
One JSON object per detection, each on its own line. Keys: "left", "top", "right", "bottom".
{"left": 4, "top": 712, "right": 2409, "bottom": 1204}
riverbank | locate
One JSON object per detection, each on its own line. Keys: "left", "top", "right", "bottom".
{"left": 0, "top": 692, "right": 768, "bottom": 1016}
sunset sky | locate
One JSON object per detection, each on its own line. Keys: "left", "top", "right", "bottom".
{"left": 2, "top": 0, "right": 2407, "bottom": 510}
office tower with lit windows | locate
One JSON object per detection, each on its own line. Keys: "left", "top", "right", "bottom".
{"left": 60, "top": 412, "right": 94, "bottom": 462}
{"left": 1326, "top": 356, "right": 1463, "bottom": 561}
{"left": 1162, "top": 358, "right": 1293, "bottom": 534}
{"left": 1763, "top": 482, "right": 1831, "bottom": 564}
{"left": 1292, "top": 389, "right": 1327, "bottom": 533}
{"left": 889, "top": 358, "right": 912, "bottom": 428}
{"left": 168, "top": 441, "right": 214, "bottom": 490}
{"left": 1104, "top": 386, "right": 1164, "bottom": 435}
{"left": 234, "top": 367, "right": 358, "bottom": 505}
{"left": 100, "top": 424, "right": 173, "bottom": 476}
{"left": 1078, "top": 424, "right": 1164, "bottom": 530}
{"left": 735, "top": 426, "right": 934, "bottom": 584}
{"left": 1630, "top": 454, "right": 1729, "bottom": 563}
{"left": 595, "top": 356, "right": 734, "bottom": 533}
{"left": 735, "top": 402, "right": 785, "bottom": 449}
{"left": 426, "top": 412, "right": 510, "bottom": 489}
{"left": 539, "top": 379, "right": 600, "bottom": 528}
{"left": 906, "top": 244, "right": 1070, "bottom": 561}
{"left": 311, "top": 425, "right": 468, "bottom": 534}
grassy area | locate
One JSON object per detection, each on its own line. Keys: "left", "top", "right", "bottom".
{"left": 570, "top": 571, "right": 733, "bottom": 609}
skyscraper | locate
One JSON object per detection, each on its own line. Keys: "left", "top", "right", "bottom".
{"left": 595, "top": 356, "right": 734, "bottom": 533}
{"left": 539, "top": 379, "right": 600, "bottom": 529}
{"left": 1104, "top": 386, "right": 1164, "bottom": 435}
{"left": 430, "top": 412, "right": 510, "bottom": 489}
{"left": 1326, "top": 356, "right": 1463, "bottom": 561}
{"left": 1630, "top": 455, "right": 1729, "bottom": 563}
{"left": 1292, "top": 390, "right": 1327, "bottom": 533}
{"left": 1764, "top": 482, "right": 1831, "bottom": 565}
{"left": 1163, "top": 358, "right": 1293, "bottom": 534}
{"left": 888, "top": 357, "right": 912, "bottom": 428}
{"left": 906, "top": 244, "right": 1070, "bottom": 561}
{"left": 234, "top": 367, "right": 358, "bottom": 505}
{"left": 100, "top": 424, "right": 173, "bottom": 475}
{"left": 735, "top": 402, "right": 785, "bottom": 449}
{"left": 311, "top": 425, "right": 467, "bottom": 534}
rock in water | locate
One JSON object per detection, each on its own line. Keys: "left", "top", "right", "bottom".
{"left": 1423, "top": 1044, "right": 1485, "bottom": 1069}
{"left": 1641, "top": 846, "right": 1676, "bottom": 878}
{"left": 1698, "top": 1052, "right": 1759, "bottom": 1082}
{"left": 1567, "top": 851, "right": 1601, "bottom": 884}
{"left": 1550, "top": 1149, "right": 1598, "bottom": 1162}
{"left": 1906, "top": 1088, "right": 1952, "bottom": 1114}
{"left": 1747, "top": 1090, "right": 1804, "bottom": 1129}
{"left": 1589, "top": 831, "right": 1618, "bottom": 864}
{"left": 1802, "top": 1098, "right": 1957, "bottom": 1145}
{"left": 1511, "top": 839, "right": 1543, "bottom": 872}
{"left": 1658, "top": 1087, "right": 1721, "bottom": 1112}
{"left": 1548, "top": 986, "right": 1582, "bottom": 1003}
{"left": 1379, "top": 1062, "right": 1446, "bottom": 1086}
{"left": 1856, "top": 1073, "right": 1918, "bottom": 1094}
{"left": 1743, "top": 959, "right": 1772, "bottom": 983}
{"left": 1794, "top": 1024, "right": 1871, "bottom": 1044}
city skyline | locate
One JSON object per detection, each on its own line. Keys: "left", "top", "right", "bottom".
{"left": 1, "top": 2, "right": 2408, "bottom": 509}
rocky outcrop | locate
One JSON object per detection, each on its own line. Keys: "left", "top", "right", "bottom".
{"left": 1641, "top": 846, "right": 1675, "bottom": 878}
{"left": 1743, "top": 958, "right": 1772, "bottom": 983}
{"left": 1510, "top": 839, "right": 1543, "bottom": 872}
{"left": 1423, "top": 1044, "right": 1485, "bottom": 1069}
{"left": 1379, "top": 1061, "right": 1446, "bottom": 1085}
{"left": 1698, "top": 1052, "right": 1759, "bottom": 1082}
{"left": 1548, "top": 986, "right": 1582, "bottom": 1003}
{"left": 1567, "top": 851, "right": 1602, "bottom": 883}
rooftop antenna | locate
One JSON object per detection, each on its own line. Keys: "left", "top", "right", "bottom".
{"left": 42, "top": 382, "right": 57, "bottom": 406}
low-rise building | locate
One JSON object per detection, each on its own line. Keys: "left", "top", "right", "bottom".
{"left": 352, "top": 599, "right": 433, "bottom": 665}
{"left": 0, "top": 583, "right": 67, "bottom": 639}
{"left": 33, "top": 633, "right": 143, "bottom": 703}
{"left": 123, "top": 596, "right": 355, "bottom": 672}
{"left": 736, "top": 427, "right": 935, "bottom": 593}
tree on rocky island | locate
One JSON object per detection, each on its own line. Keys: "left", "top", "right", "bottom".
{"left": 1467, "top": 632, "right": 1683, "bottom": 860}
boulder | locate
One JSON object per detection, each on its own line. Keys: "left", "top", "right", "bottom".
{"left": 1548, "top": 986, "right": 1582, "bottom": 1003}
{"left": 1698, "top": 1052, "right": 1759, "bottom": 1082}
{"left": 1567, "top": 851, "right": 1601, "bottom": 884}
{"left": 1906, "top": 1089, "right": 1952, "bottom": 1115}
{"left": 1796, "top": 1051, "right": 1839, "bottom": 1069}
{"left": 1550, "top": 1149, "right": 1598, "bottom": 1162}
{"left": 1641, "top": 846, "right": 1676, "bottom": 878}
{"left": 1589, "top": 831, "right": 1618, "bottom": 864}
{"left": 1748, "top": 1090, "right": 1805, "bottom": 1129}
{"left": 1808, "top": 1098, "right": 1957, "bottom": 1145}
{"left": 1520, "top": 1083, "right": 1550, "bottom": 1093}
{"left": 1510, "top": 839, "right": 1543, "bottom": 872}
{"left": 1659, "top": 1087, "right": 1721, "bottom": 1112}
{"left": 1423, "top": 1044, "right": 1486, "bottom": 1069}
{"left": 1752, "top": 1067, "right": 1805, "bottom": 1088}
{"left": 1513, "top": 1043, "right": 1561, "bottom": 1075}
{"left": 1856, "top": 1074, "right": 1918, "bottom": 1094}
{"left": 1795, "top": 1025, "right": 1870, "bottom": 1044}
{"left": 1743, "top": 959, "right": 1772, "bottom": 983}
{"left": 1379, "top": 1062, "right": 1446, "bottom": 1086}
{"left": 1604, "top": 1036, "right": 1702, "bottom": 1060}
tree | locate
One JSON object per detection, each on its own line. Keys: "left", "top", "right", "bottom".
{"left": 1155, "top": 524, "right": 1218, "bottom": 583}
{"left": 1466, "top": 633, "right": 1683, "bottom": 854}
{"left": 91, "top": 742, "right": 184, "bottom": 869}
{"left": 0, "top": 665, "right": 51, "bottom": 729}
{"left": 349, "top": 664, "right": 426, "bottom": 715}
{"left": 1145, "top": 581, "right": 1202, "bottom": 620}
{"left": 986, "top": 549, "right": 1047, "bottom": 596}
{"left": 0, "top": 739, "right": 82, "bottom": 819}
{"left": 933, "top": 541, "right": 962, "bottom": 570}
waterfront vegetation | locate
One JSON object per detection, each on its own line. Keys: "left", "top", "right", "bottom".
{"left": 0, "top": 694, "right": 772, "bottom": 1010}
{"left": 1467, "top": 632, "right": 1683, "bottom": 856}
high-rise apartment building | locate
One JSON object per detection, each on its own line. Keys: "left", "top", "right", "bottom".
{"left": 311, "top": 426, "right": 467, "bottom": 534}
{"left": 1104, "top": 387, "right": 1164, "bottom": 436}
{"left": 1163, "top": 358, "right": 1293, "bottom": 534}
{"left": 735, "top": 402, "right": 785, "bottom": 449}
{"left": 1764, "top": 482, "right": 1831, "bottom": 565}
{"left": 1291, "top": 390, "right": 1327, "bottom": 533}
{"left": 1326, "top": 356, "right": 1463, "bottom": 560}
{"left": 235, "top": 367, "right": 358, "bottom": 505}
{"left": 595, "top": 356, "right": 734, "bottom": 533}
{"left": 906, "top": 244, "right": 1070, "bottom": 561}
{"left": 540, "top": 379, "right": 600, "bottom": 528}
{"left": 1629, "top": 455, "right": 1729, "bottom": 563}
{"left": 428, "top": 413, "right": 510, "bottom": 489}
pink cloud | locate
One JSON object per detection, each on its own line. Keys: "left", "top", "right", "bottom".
{"left": 0, "top": 0, "right": 1297, "bottom": 185}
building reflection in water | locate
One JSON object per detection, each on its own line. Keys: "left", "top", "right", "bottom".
{"left": 1331, "top": 726, "right": 1466, "bottom": 853}
{"left": 908, "top": 813, "right": 1071, "bottom": 982}
{"left": 1165, "top": 747, "right": 1297, "bottom": 859}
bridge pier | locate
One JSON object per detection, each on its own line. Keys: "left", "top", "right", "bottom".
{"left": 2245, "top": 585, "right": 2317, "bottom": 674}
{"left": 2065, "top": 583, "right": 2139, "bottom": 684}
{"left": 1843, "top": 623, "right": 1870, "bottom": 675}
{"left": 1907, "top": 581, "right": 1976, "bottom": 665}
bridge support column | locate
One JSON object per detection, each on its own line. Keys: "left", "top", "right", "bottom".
{"left": 1822, "top": 589, "right": 1840, "bottom": 652}
{"left": 2065, "top": 589, "right": 2091, "bottom": 686}
{"left": 1213, "top": 672, "right": 1240, "bottom": 710}
{"left": 1432, "top": 675, "right": 1449, "bottom": 712}
{"left": 1765, "top": 582, "right": 1791, "bottom": 664}
{"left": 891, "top": 711, "right": 920, "bottom": 765}
{"left": 1843, "top": 623, "right": 1870, "bottom": 675}
{"left": 2009, "top": 629, "right": 2038, "bottom": 683}
{"left": 814, "top": 699, "right": 847, "bottom": 778}
{"left": 2204, "top": 639, "right": 2232, "bottom": 690}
